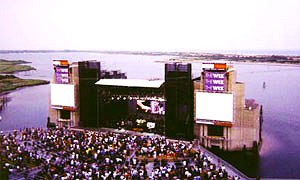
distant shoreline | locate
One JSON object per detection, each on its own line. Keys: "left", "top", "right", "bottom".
{"left": 227, "top": 60, "right": 300, "bottom": 67}
{"left": 156, "top": 59, "right": 300, "bottom": 67}
{"left": 1, "top": 49, "right": 300, "bottom": 56}
{"left": 1, "top": 50, "right": 300, "bottom": 65}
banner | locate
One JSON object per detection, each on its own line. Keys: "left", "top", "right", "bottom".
{"left": 55, "top": 66, "right": 69, "bottom": 84}
{"left": 204, "top": 71, "right": 226, "bottom": 92}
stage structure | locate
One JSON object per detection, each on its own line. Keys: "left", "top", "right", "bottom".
{"left": 78, "top": 61, "right": 101, "bottom": 127}
{"left": 49, "top": 60, "right": 262, "bottom": 151}
{"left": 165, "top": 63, "right": 194, "bottom": 140}
{"left": 95, "top": 79, "right": 165, "bottom": 134}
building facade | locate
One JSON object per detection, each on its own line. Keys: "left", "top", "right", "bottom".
{"left": 194, "top": 63, "right": 262, "bottom": 151}
{"left": 49, "top": 60, "right": 80, "bottom": 128}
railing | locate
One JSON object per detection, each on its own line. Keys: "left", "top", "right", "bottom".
{"left": 193, "top": 139, "right": 250, "bottom": 180}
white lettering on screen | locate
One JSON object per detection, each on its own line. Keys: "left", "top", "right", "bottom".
{"left": 212, "top": 80, "right": 224, "bottom": 85}
{"left": 212, "top": 73, "right": 224, "bottom": 78}
{"left": 212, "top": 86, "right": 224, "bottom": 91}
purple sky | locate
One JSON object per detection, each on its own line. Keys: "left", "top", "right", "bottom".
{"left": 0, "top": 0, "right": 299, "bottom": 51}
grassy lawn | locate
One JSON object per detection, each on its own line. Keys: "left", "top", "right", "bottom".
{"left": 0, "top": 60, "right": 49, "bottom": 93}
{"left": 0, "top": 59, "right": 36, "bottom": 74}
{"left": 0, "top": 75, "right": 49, "bottom": 92}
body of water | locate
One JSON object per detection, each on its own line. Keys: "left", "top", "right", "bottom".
{"left": 0, "top": 52, "right": 300, "bottom": 178}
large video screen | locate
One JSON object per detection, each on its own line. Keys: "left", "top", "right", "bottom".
{"left": 129, "top": 99, "right": 165, "bottom": 115}
{"left": 51, "top": 84, "right": 75, "bottom": 107}
{"left": 128, "top": 99, "right": 165, "bottom": 115}
{"left": 196, "top": 92, "right": 233, "bottom": 122}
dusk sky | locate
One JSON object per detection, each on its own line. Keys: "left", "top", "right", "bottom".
{"left": 0, "top": 0, "right": 299, "bottom": 51}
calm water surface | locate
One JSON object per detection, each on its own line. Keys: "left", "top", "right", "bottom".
{"left": 0, "top": 52, "right": 300, "bottom": 178}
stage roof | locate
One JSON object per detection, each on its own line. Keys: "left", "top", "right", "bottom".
{"left": 95, "top": 79, "right": 164, "bottom": 88}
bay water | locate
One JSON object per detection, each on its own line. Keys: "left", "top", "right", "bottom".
{"left": 0, "top": 52, "right": 300, "bottom": 178}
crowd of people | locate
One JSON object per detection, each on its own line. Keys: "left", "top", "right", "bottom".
{"left": 0, "top": 127, "right": 241, "bottom": 179}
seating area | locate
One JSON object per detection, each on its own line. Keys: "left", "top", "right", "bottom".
{"left": 0, "top": 128, "right": 240, "bottom": 179}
